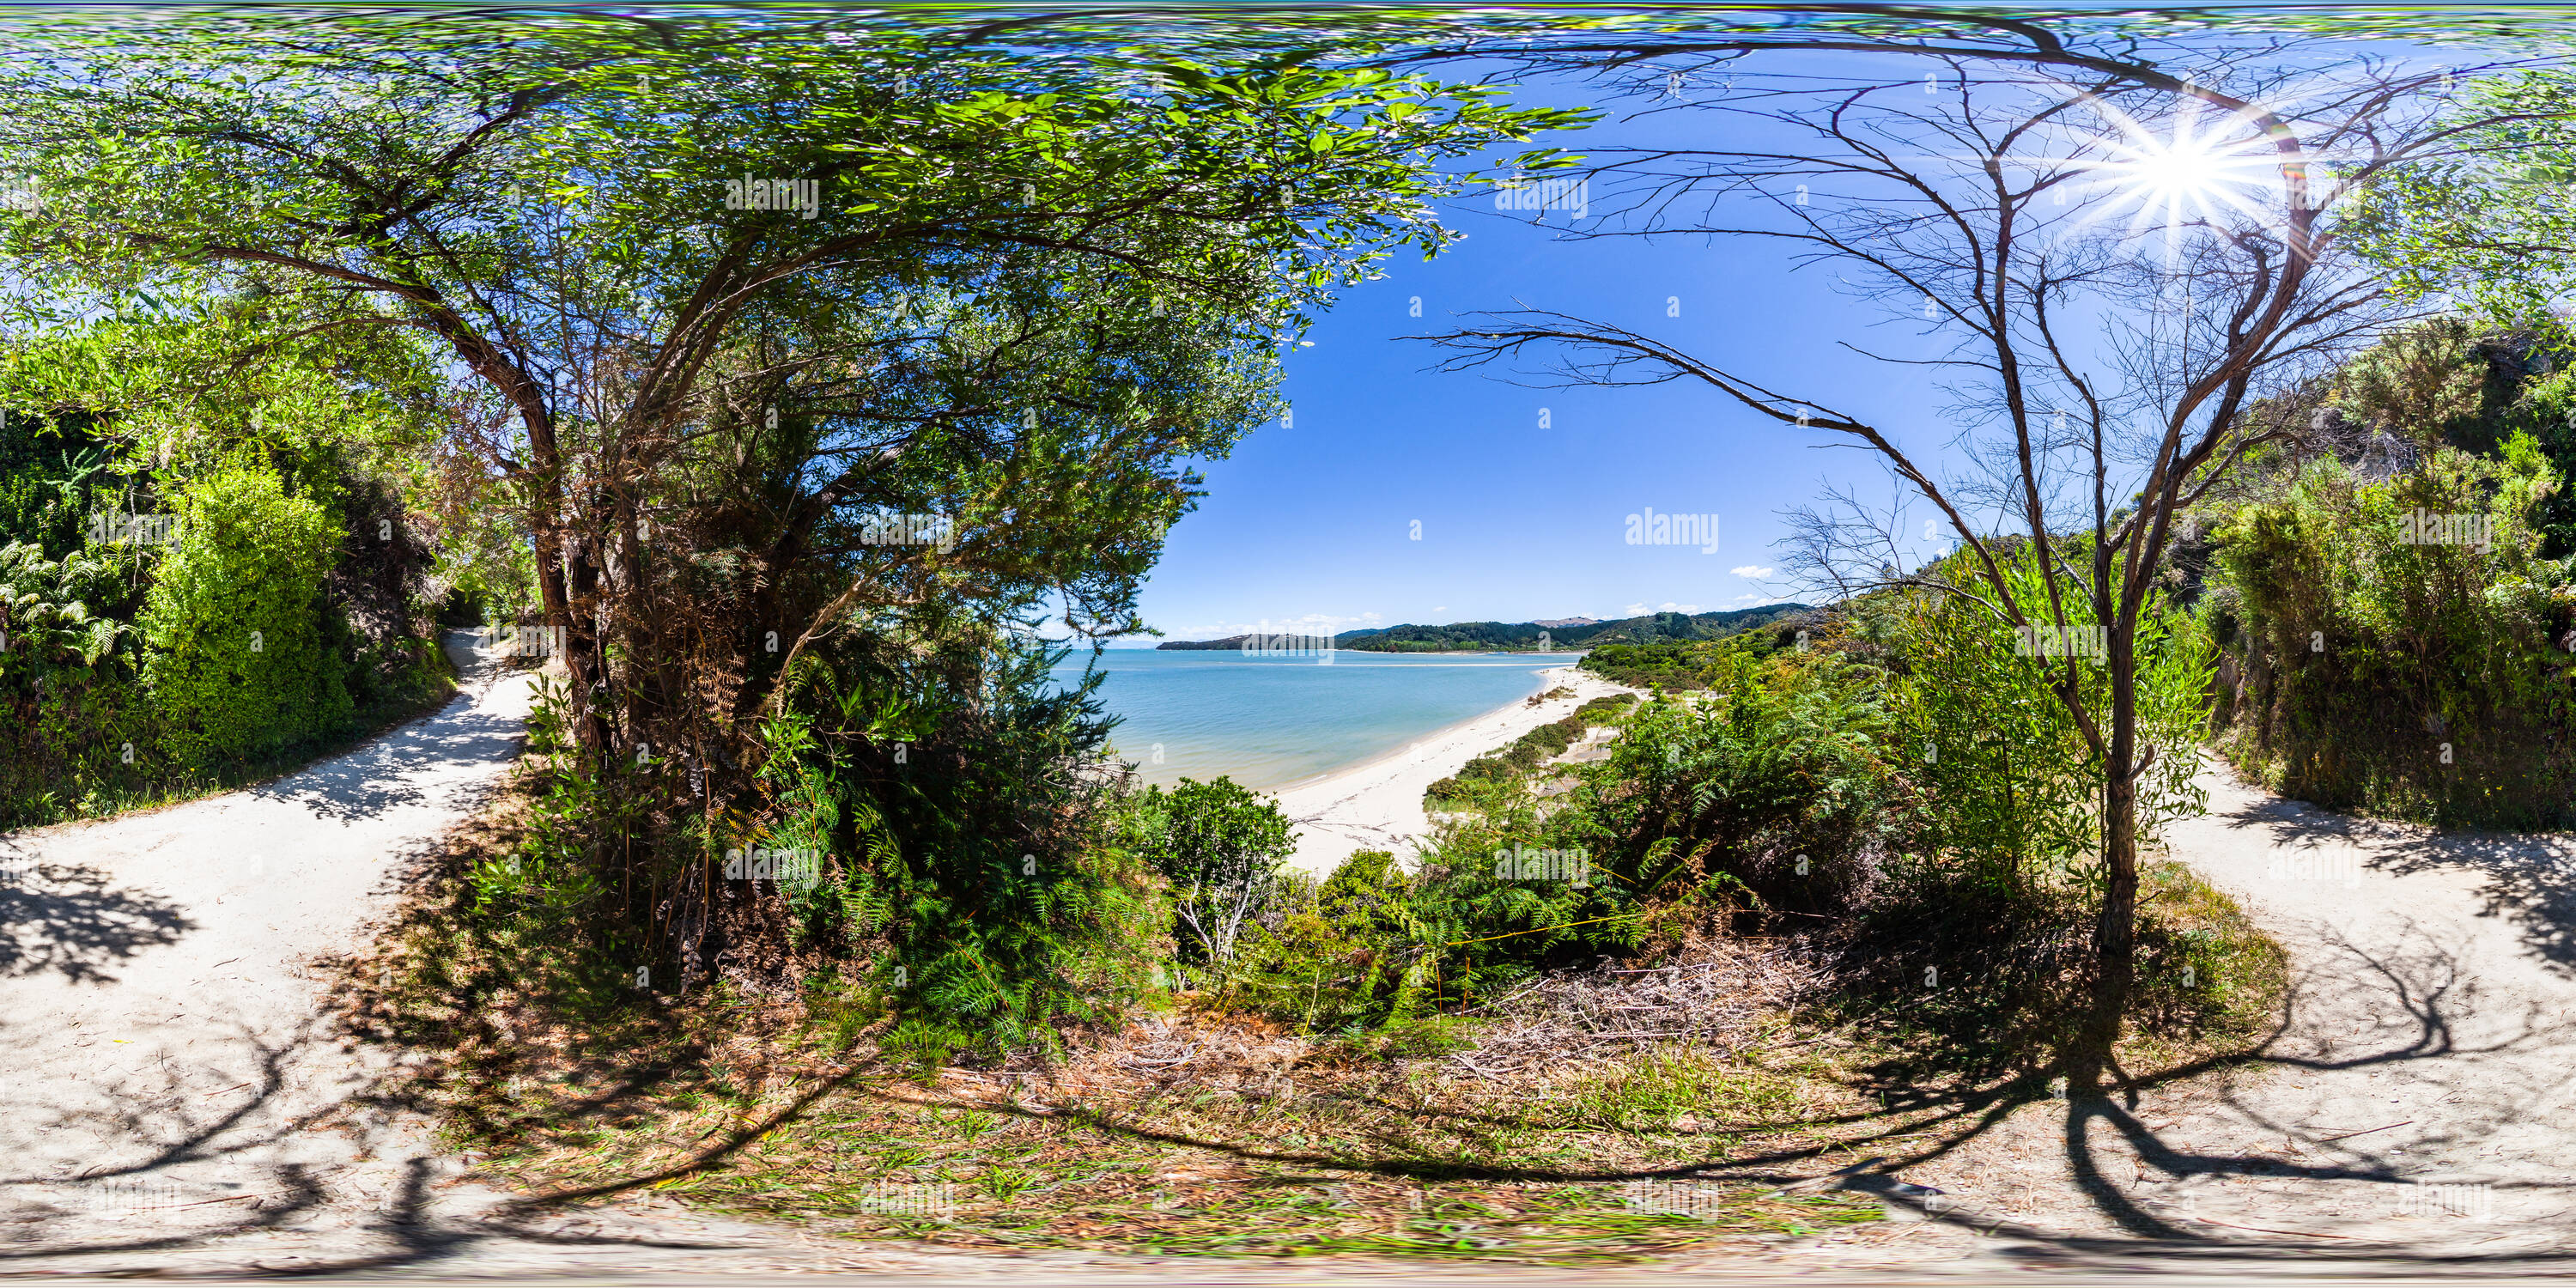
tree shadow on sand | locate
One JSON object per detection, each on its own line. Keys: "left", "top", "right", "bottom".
{"left": 1854, "top": 835, "right": 2576, "bottom": 1272}
{"left": 0, "top": 850, "right": 193, "bottom": 985}
{"left": 2205, "top": 787, "right": 2576, "bottom": 972}
{"left": 0, "top": 1018, "right": 769, "bottom": 1275}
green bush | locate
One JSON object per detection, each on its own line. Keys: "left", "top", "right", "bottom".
{"left": 1883, "top": 545, "right": 2213, "bottom": 902}
{"left": 465, "top": 677, "right": 615, "bottom": 933}
{"left": 1236, "top": 849, "right": 1434, "bottom": 1032}
{"left": 793, "top": 632, "right": 1165, "bottom": 1067}
{"left": 1127, "top": 775, "right": 1296, "bottom": 975}
{"left": 0, "top": 540, "right": 160, "bottom": 823}
{"left": 1423, "top": 708, "right": 1613, "bottom": 811}
{"left": 2209, "top": 436, "right": 2576, "bottom": 826}
{"left": 1568, "top": 649, "right": 1902, "bottom": 919}
{"left": 139, "top": 461, "right": 353, "bottom": 769}
{"left": 1575, "top": 693, "right": 1639, "bottom": 722}
{"left": 1518, "top": 720, "right": 1577, "bottom": 757}
{"left": 1409, "top": 812, "right": 1637, "bottom": 1001}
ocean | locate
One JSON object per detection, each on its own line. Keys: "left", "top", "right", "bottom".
{"left": 1049, "top": 647, "right": 1577, "bottom": 792}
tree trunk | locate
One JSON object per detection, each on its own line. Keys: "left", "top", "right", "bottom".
{"left": 2075, "top": 634, "right": 2142, "bottom": 1094}
{"left": 529, "top": 524, "right": 605, "bottom": 750}
{"left": 562, "top": 526, "right": 617, "bottom": 752}
{"left": 2078, "top": 775, "right": 2139, "bottom": 1092}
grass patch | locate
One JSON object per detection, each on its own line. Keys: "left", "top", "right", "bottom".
{"left": 1816, "top": 859, "right": 2288, "bottom": 1088}
{"left": 337, "top": 775, "right": 1900, "bottom": 1262}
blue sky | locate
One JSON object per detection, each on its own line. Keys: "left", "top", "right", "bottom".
{"left": 1122, "top": 76, "right": 1961, "bottom": 644}
{"left": 1115, "top": 30, "right": 2452, "bottom": 646}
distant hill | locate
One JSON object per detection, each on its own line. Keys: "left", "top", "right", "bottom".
{"left": 1157, "top": 634, "right": 1255, "bottom": 651}
{"left": 1154, "top": 604, "right": 1809, "bottom": 653}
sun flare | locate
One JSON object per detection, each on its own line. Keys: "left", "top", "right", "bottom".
{"left": 2077, "top": 100, "right": 2281, "bottom": 247}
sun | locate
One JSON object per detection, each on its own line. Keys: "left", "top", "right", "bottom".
{"left": 2075, "top": 98, "right": 2283, "bottom": 252}
{"left": 2122, "top": 134, "right": 2227, "bottom": 203}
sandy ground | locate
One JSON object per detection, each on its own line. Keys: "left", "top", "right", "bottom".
{"left": 1886, "top": 752, "right": 2576, "bottom": 1264}
{"left": 0, "top": 635, "right": 1097, "bottom": 1278}
{"left": 1271, "top": 662, "right": 1634, "bottom": 876}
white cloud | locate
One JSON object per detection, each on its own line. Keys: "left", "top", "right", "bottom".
{"left": 1656, "top": 601, "right": 1702, "bottom": 614}
{"left": 1731, "top": 565, "right": 1775, "bottom": 579}
{"left": 1621, "top": 602, "right": 1650, "bottom": 617}
{"left": 1188, "top": 611, "right": 1383, "bottom": 640}
{"left": 1728, "top": 592, "right": 1765, "bottom": 607}
{"left": 1433, "top": 606, "right": 1449, "bottom": 614}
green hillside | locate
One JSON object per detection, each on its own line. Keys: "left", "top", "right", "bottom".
{"left": 1157, "top": 604, "right": 1808, "bottom": 652}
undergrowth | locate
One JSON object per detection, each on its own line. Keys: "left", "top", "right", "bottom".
{"left": 340, "top": 760, "right": 2286, "bottom": 1265}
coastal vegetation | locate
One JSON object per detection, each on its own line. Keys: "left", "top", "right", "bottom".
{"left": 1332, "top": 605, "right": 1807, "bottom": 653}
{"left": 2198, "top": 323, "right": 2576, "bottom": 828}
{"left": 1424, "top": 692, "right": 1634, "bottom": 807}
{"left": 0, "top": 325, "right": 459, "bottom": 826}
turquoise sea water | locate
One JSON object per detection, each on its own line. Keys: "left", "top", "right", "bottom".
{"left": 1051, "top": 648, "right": 1575, "bottom": 792}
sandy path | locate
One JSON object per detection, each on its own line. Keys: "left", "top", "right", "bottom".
{"left": 0, "top": 632, "right": 538, "bottom": 1262}
{"left": 1887, "top": 754, "right": 2576, "bottom": 1262}
{"left": 0, "top": 634, "right": 1046, "bottom": 1277}
{"left": 1273, "top": 663, "right": 1635, "bottom": 875}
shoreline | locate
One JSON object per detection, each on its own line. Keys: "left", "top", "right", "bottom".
{"left": 1261, "top": 673, "right": 1551, "bottom": 795}
{"left": 1271, "top": 663, "right": 1640, "bottom": 876}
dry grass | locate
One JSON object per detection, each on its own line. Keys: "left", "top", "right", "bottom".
{"left": 420, "top": 993, "right": 1899, "bottom": 1262}
{"left": 1460, "top": 939, "right": 1834, "bottom": 1074}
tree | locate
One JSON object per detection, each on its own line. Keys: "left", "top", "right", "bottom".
{"left": 0, "top": 13, "right": 1570, "bottom": 749}
{"left": 1129, "top": 777, "right": 1296, "bottom": 976}
{"left": 1425, "top": 32, "right": 2488, "bottom": 1087}
{"left": 2346, "top": 66, "right": 2576, "bottom": 349}
{"left": 0, "top": 12, "right": 1578, "bottom": 986}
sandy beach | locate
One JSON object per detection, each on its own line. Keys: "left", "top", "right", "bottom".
{"left": 1271, "top": 661, "right": 1640, "bottom": 875}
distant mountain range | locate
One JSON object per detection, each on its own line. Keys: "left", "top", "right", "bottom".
{"left": 1157, "top": 604, "right": 1809, "bottom": 652}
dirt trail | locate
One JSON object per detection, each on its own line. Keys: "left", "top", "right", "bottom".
{"left": 0, "top": 634, "right": 1018, "bottom": 1277}
{"left": 1893, "top": 754, "right": 2576, "bottom": 1262}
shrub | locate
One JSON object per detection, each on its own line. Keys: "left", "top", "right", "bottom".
{"left": 1128, "top": 775, "right": 1296, "bottom": 975}
{"left": 1566, "top": 648, "right": 1901, "bottom": 920}
{"left": 850, "top": 635, "right": 1167, "bottom": 1065}
{"left": 1424, "top": 709, "right": 1610, "bottom": 811}
{"left": 1236, "top": 849, "right": 1432, "bottom": 1031}
{"left": 471, "top": 629, "right": 1171, "bottom": 1070}
{"left": 0, "top": 541, "right": 159, "bottom": 823}
{"left": 1518, "top": 720, "right": 1576, "bottom": 757}
{"left": 1575, "top": 693, "right": 1639, "bottom": 722}
{"left": 1410, "top": 829, "right": 1636, "bottom": 1003}
{"left": 2209, "top": 438, "right": 2576, "bottom": 826}
{"left": 1882, "top": 546, "right": 2213, "bottom": 903}
{"left": 138, "top": 461, "right": 352, "bottom": 769}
